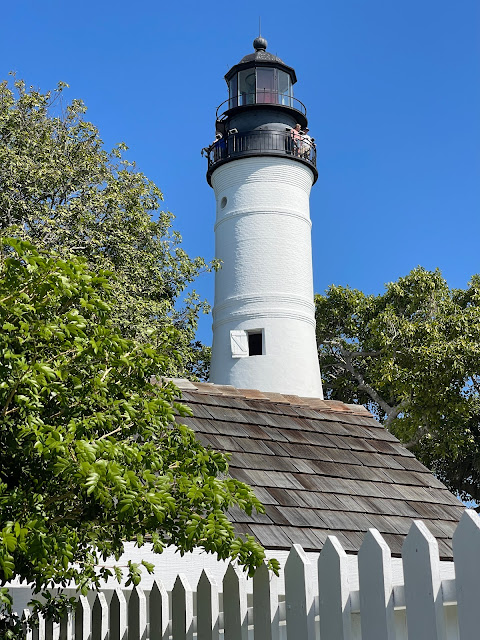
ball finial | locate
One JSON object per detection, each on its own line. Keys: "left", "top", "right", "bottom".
{"left": 253, "top": 36, "right": 267, "bottom": 51}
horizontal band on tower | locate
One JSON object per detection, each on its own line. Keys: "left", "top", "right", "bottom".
{"left": 212, "top": 308, "right": 316, "bottom": 330}
{"left": 214, "top": 207, "right": 312, "bottom": 231}
{"left": 213, "top": 293, "right": 315, "bottom": 315}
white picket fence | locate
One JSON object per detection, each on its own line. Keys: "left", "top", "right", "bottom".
{"left": 15, "top": 509, "right": 480, "bottom": 639}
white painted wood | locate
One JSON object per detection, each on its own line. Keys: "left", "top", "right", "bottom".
{"left": 44, "top": 617, "right": 59, "bottom": 640}
{"left": 109, "top": 589, "right": 127, "bottom": 640}
{"left": 402, "top": 520, "right": 447, "bottom": 640}
{"left": 453, "top": 508, "right": 480, "bottom": 639}
{"left": 253, "top": 562, "right": 279, "bottom": 640}
{"left": 74, "top": 595, "right": 91, "bottom": 640}
{"left": 92, "top": 592, "right": 108, "bottom": 640}
{"left": 149, "top": 579, "right": 169, "bottom": 640}
{"left": 223, "top": 564, "right": 248, "bottom": 640}
{"left": 128, "top": 587, "right": 147, "bottom": 640}
{"left": 318, "top": 536, "right": 352, "bottom": 640}
{"left": 23, "top": 608, "right": 33, "bottom": 640}
{"left": 38, "top": 616, "right": 46, "bottom": 640}
{"left": 197, "top": 569, "right": 220, "bottom": 640}
{"left": 58, "top": 611, "right": 68, "bottom": 640}
{"left": 358, "top": 528, "right": 395, "bottom": 640}
{"left": 6, "top": 517, "right": 477, "bottom": 640}
{"left": 230, "top": 330, "right": 249, "bottom": 357}
{"left": 284, "top": 544, "right": 315, "bottom": 640}
{"left": 172, "top": 574, "right": 194, "bottom": 640}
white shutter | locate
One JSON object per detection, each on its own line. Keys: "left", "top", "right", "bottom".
{"left": 230, "top": 330, "right": 248, "bottom": 357}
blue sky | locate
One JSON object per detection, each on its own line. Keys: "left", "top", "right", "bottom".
{"left": 2, "top": 0, "right": 479, "bottom": 344}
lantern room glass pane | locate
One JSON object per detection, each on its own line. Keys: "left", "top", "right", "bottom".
{"left": 228, "top": 75, "right": 238, "bottom": 109}
{"left": 256, "top": 68, "right": 275, "bottom": 104}
{"left": 238, "top": 70, "right": 255, "bottom": 105}
{"left": 278, "top": 70, "right": 292, "bottom": 106}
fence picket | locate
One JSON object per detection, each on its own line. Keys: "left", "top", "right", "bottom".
{"left": 223, "top": 564, "right": 248, "bottom": 640}
{"left": 285, "top": 544, "right": 315, "bottom": 640}
{"left": 253, "top": 562, "right": 279, "bottom": 640}
{"left": 7, "top": 513, "right": 479, "bottom": 640}
{"left": 23, "top": 608, "right": 33, "bottom": 640}
{"left": 128, "top": 587, "right": 147, "bottom": 640}
{"left": 453, "top": 508, "right": 480, "bottom": 640}
{"left": 172, "top": 574, "right": 194, "bottom": 640}
{"left": 403, "top": 520, "right": 447, "bottom": 640}
{"left": 58, "top": 611, "right": 69, "bottom": 640}
{"left": 44, "top": 617, "right": 59, "bottom": 640}
{"left": 318, "top": 536, "right": 352, "bottom": 640}
{"left": 149, "top": 579, "right": 169, "bottom": 640}
{"left": 197, "top": 569, "right": 219, "bottom": 640}
{"left": 38, "top": 616, "right": 46, "bottom": 640}
{"left": 358, "top": 528, "right": 395, "bottom": 640}
{"left": 92, "top": 592, "right": 108, "bottom": 640}
{"left": 74, "top": 595, "right": 91, "bottom": 640}
{"left": 109, "top": 589, "right": 127, "bottom": 640}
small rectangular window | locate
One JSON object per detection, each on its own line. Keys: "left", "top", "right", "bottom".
{"left": 229, "top": 75, "right": 238, "bottom": 109}
{"left": 277, "top": 70, "right": 292, "bottom": 106}
{"left": 256, "top": 68, "right": 275, "bottom": 104}
{"left": 238, "top": 70, "right": 255, "bottom": 105}
{"left": 248, "top": 331, "right": 263, "bottom": 356}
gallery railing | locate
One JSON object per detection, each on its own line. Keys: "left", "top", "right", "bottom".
{"left": 206, "top": 129, "right": 317, "bottom": 171}
{"left": 216, "top": 91, "right": 307, "bottom": 119}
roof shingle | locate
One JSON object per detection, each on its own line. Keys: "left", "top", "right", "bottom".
{"left": 171, "top": 379, "right": 465, "bottom": 559}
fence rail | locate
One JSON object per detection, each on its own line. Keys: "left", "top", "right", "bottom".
{"left": 13, "top": 509, "right": 480, "bottom": 639}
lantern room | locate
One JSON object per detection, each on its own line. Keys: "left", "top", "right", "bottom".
{"left": 225, "top": 37, "right": 295, "bottom": 109}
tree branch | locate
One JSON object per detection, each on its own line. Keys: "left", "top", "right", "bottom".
{"left": 331, "top": 343, "right": 407, "bottom": 427}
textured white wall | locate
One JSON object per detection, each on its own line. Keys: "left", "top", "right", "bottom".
{"left": 210, "top": 157, "right": 323, "bottom": 398}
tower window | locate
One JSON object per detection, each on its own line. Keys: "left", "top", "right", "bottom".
{"left": 247, "top": 331, "right": 263, "bottom": 356}
{"left": 220, "top": 196, "right": 227, "bottom": 209}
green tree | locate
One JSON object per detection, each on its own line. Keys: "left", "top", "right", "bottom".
{"left": 0, "top": 77, "right": 214, "bottom": 378}
{"left": 315, "top": 267, "right": 480, "bottom": 503}
{"left": 0, "top": 239, "right": 277, "bottom": 637}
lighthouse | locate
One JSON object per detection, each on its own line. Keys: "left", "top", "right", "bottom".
{"left": 205, "top": 37, "right": 323, "bottom": 398}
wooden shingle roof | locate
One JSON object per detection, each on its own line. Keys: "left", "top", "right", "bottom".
{"left": 171, "top": 379, "right": 465, "bottom": 560}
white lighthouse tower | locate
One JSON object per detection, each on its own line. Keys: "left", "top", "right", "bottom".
{"left": 206, "top": 37, "right": 323, "bottom": 398}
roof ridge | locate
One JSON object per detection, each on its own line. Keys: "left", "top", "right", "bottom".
{"left": 163, "top": 378, "right": 371, "bottom": 416}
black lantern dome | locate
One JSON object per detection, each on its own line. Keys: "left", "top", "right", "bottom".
{"left": 205, "top": 38, "right": 317, "bottom": 185}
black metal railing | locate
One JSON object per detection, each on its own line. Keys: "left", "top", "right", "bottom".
{"left": 216, "top": 91, "right": 307, "bottom": 119}
{"left": 205, "top": 129, "right": 317, "bottom": 171}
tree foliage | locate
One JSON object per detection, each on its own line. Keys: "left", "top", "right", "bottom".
{"left": 0, "top": 238, "right": 277, "bottom": 636}
{"left": 0, "top": 77, "right": 214, "bottom": 378}
{"left": 316, "top": 267, "right": 480, "bottom": 503}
